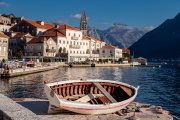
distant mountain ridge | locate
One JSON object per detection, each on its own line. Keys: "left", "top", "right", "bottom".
{"left": 49, "top": 21, "right": 154, "bottom": 49}
{"left": 129, "top": 12, "right": 180, "bottom": 59}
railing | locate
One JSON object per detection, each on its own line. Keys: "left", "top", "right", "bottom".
{"left": 46, "top": 49, "right": 56, "bottom": 52}
{"left": 71, "top": 36, "right": 78, "bottom": 40}
{"left": 69, "top": 45, "right": 80, "bottom": 49}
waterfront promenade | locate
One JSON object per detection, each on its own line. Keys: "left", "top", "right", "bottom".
{"left": 0, "top": 94, "right": 173, "bottom": 120}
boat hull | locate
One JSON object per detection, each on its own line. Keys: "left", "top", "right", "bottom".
{"left": 44, "top": 79, "right": 138, "bottom": 115}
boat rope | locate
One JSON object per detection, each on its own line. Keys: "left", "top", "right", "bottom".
{"left": 169, "top": 113, "right": 180, "bottom": 120}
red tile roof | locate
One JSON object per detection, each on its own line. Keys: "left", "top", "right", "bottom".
{"left": 27, "top": 37, "right": 51, "bottom": 44}
{"left": 87, "top": 36, "right": 103, "bottom": 42}
{"left": 122, "top": 49, "right": 130, "bottom": 53}
{"left": 0, "top": 32, "right": 9, "bottom": 38}
{"left": 12, "top": 33, "right": 34, "bottom": 38}
{"left": 102, "top": 45, "right": 120, "bottom": 49}
{"left": 57, "top": 24, "right": 81, "bottom": 31}
{"left": 82, "top": 35, "right": 90, "bottom": 40}
{"left": 42, "top": 31, "right": 65, "bottom": 37}
{"left": 24, "top": 20, "right": 54, "bottom": 29}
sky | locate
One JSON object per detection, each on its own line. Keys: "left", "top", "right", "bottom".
{"left": 0, "top": 0, "right": 180, "bottom": 30}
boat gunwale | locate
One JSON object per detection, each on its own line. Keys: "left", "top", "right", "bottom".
{"left": 44, "top": 79, "right": 138, "bottom": 108}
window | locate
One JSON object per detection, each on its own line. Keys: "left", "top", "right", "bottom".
{"left": 39, "top": 46, "right": 41, "bottom": 49}
{"left": 25, "top": 53, "right": 27, "bottom": 56}
{"left": 73, "top": 51, "right": 75, "bottom": 53}
{"left": 59, "top": 40, "right": 61, "bottom": 44}
{"left": 69, "top": 33, "right": 70, "bottom": 36}
{"left": 80, "top": 51, "right": 81, "bottom": 54}
{"left": 80, "top": 42, "right": 82, "bottom": 45}
{"left": 63, "top": 41, "right": 65, "bottom": 44}
{"left": 67, "top": 41, "right": 69, "bottom": 44}
{"left": 70, "top": 41, "right": 72, "bottom": 45}
{"left": 52, "top": 47, "right": 54, "bottom": 49}
{"left": 83, "top": 42, "right": 85, "bottom": 45}
{"left": 79, "top": 34, "right": 80, "bottom": 37}
{"left": 103, "top": 50, "right": 105, "bottom": 53}
{"left": 31, "top": 46, "right": 33, "bottom": 49}
{"left": 86, "top": 43, "right": 88, "bottom": 46}
{"left": 77, "top": 51, "right": 78, "bottom": 54}
{"left": 77, "top": 42, "right": 78, "bottom": 45}
{"left": 74, "top": 41, "right": 75, "bottom": 45}
{"left": 74, "top": 33, "right": 76, "bottom": 36}
{"left": 110, "top": 50, "right": 112, "bottom": 53}
{"left": 50, "top": 40, "right": 52, "bottom": 44}
{"left": 70, "top": 51, "right": 72, "bottom": 53}
{"left": 38, "top": 52, "right": 41, "bottom": 56}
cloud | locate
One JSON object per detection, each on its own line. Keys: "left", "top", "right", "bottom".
{"left": 0, "top": 2, "right": 10, "bottom": 7}
{"left": 100, "top": 22, "right": 110, "bottom": 25}
{"left": 69, "top": 14, "right": 82, "bottom": 19}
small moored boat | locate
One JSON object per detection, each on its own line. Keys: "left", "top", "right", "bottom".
{"left": 44, "top": 79, "right": 139, "bottom": 115}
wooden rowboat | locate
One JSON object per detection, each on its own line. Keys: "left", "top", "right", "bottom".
{"left": 44, "top": 79, "right": 139, "bottom": 115}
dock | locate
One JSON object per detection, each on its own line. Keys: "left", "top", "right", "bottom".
{"left": 67, "top": 63, "right": 131, "bottom": 67}
{"left": 0, "top": 94, "right": 174, "bottom": 120}
{"left": 0, "top": 62, "right": 66, "bottom": 78}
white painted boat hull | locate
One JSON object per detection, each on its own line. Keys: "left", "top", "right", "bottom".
{"left": 44, "top": 79, "right": 139, "bottom": 115}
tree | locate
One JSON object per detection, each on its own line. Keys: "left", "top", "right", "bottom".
{"left": 16, "top": 51, "right": 23, "bottom": 59}
{"left": 59, "top": 47, "right": 62, "bottom": 54}
{"left": 63, "top": 47, "right": 66, "bottom": 53}
{"left": 86, "top": 49, "right": 90, "bottom": 54}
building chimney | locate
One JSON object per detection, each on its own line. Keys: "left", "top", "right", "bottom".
{"left": 40, "top": 21, "right": 44, "bottom": 26}
{"left": 55, "top": 25, "right": 59, "bottom": 28}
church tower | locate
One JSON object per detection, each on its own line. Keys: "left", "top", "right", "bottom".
{"left": 80, "top": 9, "right": 87, "bottom": 36}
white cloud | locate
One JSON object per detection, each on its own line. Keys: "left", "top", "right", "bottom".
{"left": 0, "top": 2, "right": 10, "bottom": 7}
{"left": 69, "top": 14, "right": 82, "bottom": 19}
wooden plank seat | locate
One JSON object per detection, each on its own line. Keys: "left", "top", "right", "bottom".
{"left": 93, "top": 82, "right": 117, "bottom": 103}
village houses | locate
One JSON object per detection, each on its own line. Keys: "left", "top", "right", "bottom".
{"left": 2, "top": 10, "right": 125, "bottom": 62}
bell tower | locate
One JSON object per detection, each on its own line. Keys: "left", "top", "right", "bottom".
{"left": 80, "top": 9, "right": 87, "bottom": 36}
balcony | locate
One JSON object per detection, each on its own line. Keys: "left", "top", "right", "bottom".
{"left": 71, "top": 36, "right": 78, "bottom": 40}
{"left": 69, "top": 45, "right": 80, "bottom": 49}
{"left": 46, "top": 49, "right": 56, "bottom": 53}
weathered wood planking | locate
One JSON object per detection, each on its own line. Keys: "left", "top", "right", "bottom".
{"left": 120, "top": 85, "right": 132, "bottom": 97}
{"left": 75, "top": 93, "right": 95, "bottom": 102}
{"left": 93, "top": 82, "right": 117, "bottom": 103}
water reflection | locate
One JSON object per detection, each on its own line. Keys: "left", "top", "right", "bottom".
{"left": 0, "top": 65, "right": 180, "bottom": 118}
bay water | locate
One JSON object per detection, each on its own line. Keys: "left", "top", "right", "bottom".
{"left": 0, "top": 62, "right": 179, "bottom": 118}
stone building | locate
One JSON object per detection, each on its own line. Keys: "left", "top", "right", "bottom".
{"left": 0, "top": 13, "right": 24, "bottom": 32}
{"left": 100, "top": 46, "right": 122, "bottom": 60}
{"left": 10, "top": 20, "right": 54, "bottom": 37}
{"left": 0, "top": 32, "right": 9, "bottom": 60}
{"left": 24, "top": 24, "right": 106, "bottom": 61}
{"left": 8, "top": 32, "right": 35, "bottom": 57}
{"left": 25, "top": 37, "right": 56, "bottom": 57}
{"left": 80, "top": 9, "right": 87, "bottom": 36}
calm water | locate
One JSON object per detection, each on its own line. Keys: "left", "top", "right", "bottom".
{"left": 0, "top": 62, "right": 180, "bottom": 118}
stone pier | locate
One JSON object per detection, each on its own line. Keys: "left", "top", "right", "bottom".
{"left": 0, "top": 94, "right": 174, "bottom": 120}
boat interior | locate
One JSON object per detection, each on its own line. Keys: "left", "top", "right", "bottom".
{"left": 50, "top": 82, "right": 135, "bottom": 104}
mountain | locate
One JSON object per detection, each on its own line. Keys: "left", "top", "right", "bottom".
{"left": 87, "top": 23, "right": 154, "bottom": 49}
{"left": 129, "top": 13, "right": 180, "bottom": 59}
{"left": 48, "top": 20, "right": 66, "bottom": 26}
{"left": 50, "top": 21, "right": 154, "bottom": 49}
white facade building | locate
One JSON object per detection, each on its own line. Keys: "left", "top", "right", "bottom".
{"left": 42, "top": 24, "right": 106, "bottom": 61}
{"left": 100, "top": 46, "right": 122, "bottom": 60}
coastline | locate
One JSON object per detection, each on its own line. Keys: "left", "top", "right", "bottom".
{"left": 0, "top": 94, "right": 173, "bottom": 120}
